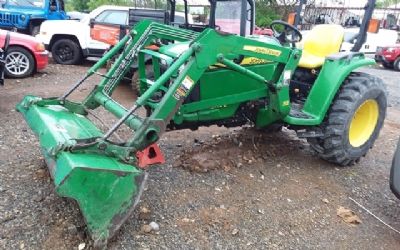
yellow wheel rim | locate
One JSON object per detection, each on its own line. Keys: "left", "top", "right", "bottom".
{"left": 349, "top": 99, "right": 379, "bottom": 147}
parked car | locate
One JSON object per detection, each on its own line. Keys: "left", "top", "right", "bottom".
{"left": 341, "top": 28, "right": 398, "bottom": 53}
{"left": 0, "top": 0, "right": 69, "bottom": 35}
{"left": 390, "top": 139, "right": 400, "bottom": 199}
{"left": 90, "top": 10, "right": 191, "bottom": 46}
{"left": 0, "top": 29, "right": 48, "bottom": 78}
{"left": 375, "top": 44, "right": 400, "bottom": 71}
{"left": 36, "top": 5, "right": 131, "bottom": 65}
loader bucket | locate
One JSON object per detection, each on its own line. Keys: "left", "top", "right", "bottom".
{"left": 16, "top": 96, "right": 146, "bottom": 248}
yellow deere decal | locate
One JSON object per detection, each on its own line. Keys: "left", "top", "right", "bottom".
{"left": 209, "top": 57, "right": 269, "bottom": 69}
{"left": 241, "top": 57, "right": 269, "bottom": 65}
{"left": 243, "top": 45, "right": 282, "bottom": 57}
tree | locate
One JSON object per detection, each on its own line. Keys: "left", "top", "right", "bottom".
{"left": 255, "top": 0, "right": 301, "bottom": 27}
{"left": 377, "top": 0, "right": 400, "bottom": 8}
{"left": 87, "top": 0, "right": 131, "bottom": 11}
{"left": 67, "top": 0, "right": 89, "bottom": 11}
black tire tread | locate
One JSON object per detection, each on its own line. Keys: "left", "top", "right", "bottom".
{"left": 308, "top": 72, "right": 387, "bottom": 166}
{"left": 51, "top": 38, "right": 82, "bottom": 65}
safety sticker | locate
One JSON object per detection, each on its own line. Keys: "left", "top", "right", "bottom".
{"left": 182, "top": 76, "right": 194, "bottom": 90}
{"left": 174, "top": 76, "right": 194, "bottom": 100}
{"left": 243, "top": 45, "right": 282, "bottom": 57}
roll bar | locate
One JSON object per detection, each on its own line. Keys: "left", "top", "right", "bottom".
{"left": 168, "top": 0, "right": 255, "bottom": 36}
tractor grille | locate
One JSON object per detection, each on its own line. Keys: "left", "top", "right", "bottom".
{"left": 0, "top": 13, "right": 19, "bottom": 26}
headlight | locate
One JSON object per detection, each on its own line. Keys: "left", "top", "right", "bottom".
{"left": 36, "top": 43, "right": 45, "bottom": 52}
{"left": 20, "top": 15, "right": 26, "bottom": 21}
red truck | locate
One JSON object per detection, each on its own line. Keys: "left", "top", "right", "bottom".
{"left": 375, "top": 45, "right": 400, "bottom": 71}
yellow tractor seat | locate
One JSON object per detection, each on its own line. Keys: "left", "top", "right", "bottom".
{"left": 298, "top": 24, "right": 345, "bottom": 69}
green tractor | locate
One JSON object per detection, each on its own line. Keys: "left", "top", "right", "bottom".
{"left": 17, "top": 0, "right": 386, "bottom": 247}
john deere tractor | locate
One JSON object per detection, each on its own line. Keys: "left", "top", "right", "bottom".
{"left": 17, "top": 0, "right": 387, "bottom": 247}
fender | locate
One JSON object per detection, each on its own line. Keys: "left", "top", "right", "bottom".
{"left": 284, "top": 53, "right": 375, "bottom": 126}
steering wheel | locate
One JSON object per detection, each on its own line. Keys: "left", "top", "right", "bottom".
{"left": 270, "top": 20, "right": 302, "bottom": 47}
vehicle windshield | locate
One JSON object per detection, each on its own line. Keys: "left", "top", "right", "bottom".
{"left": 215, "top": 0, "right": 241, "bottom": 34}
{"left": 175, "top": 0, "right": 208, "bottom": 25}
{"left": 7, "top": 0, "right": 45, "bottom": 8}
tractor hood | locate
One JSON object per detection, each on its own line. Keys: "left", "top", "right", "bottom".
{"left": 159, "top": 35, "right": 281, "bottom": 58}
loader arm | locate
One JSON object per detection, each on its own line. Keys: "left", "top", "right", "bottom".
{"left": 83, "top": 21, "right": 300, "bottom": 153}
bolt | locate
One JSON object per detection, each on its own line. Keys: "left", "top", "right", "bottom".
{"left": 98, "top": 143, "right": 107, "bottom": 150}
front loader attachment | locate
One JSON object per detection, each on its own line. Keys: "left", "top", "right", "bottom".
{"left": 17, "top": 20, "right": 299, "bottom": 247}
{"left": 16, "top": 20, "right": 201, "bottom": 247}
{"left": 16, "top": 96, "right": 147, "bottom": 247}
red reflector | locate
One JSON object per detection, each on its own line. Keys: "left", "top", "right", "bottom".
{"left": 136, "top": 143, "right": 165, "bottom": 169}
{"left": 145, "top": 45, "right": 160, "bottom": 51}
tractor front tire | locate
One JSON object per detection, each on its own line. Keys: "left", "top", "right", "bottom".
{"left": 308, "top": 72, "right": 387, "bottom": 166}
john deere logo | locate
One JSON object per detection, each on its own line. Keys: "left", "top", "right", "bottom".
{"left": 243, "top": 46, "right": 281, "bottom": 57}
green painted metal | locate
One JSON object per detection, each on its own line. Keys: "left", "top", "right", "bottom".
{"left": 16, "top": 19, "right": 373, "bottom": 247}
{"left": 55, "top": 153, "right": 144, "bottom": 247}
{"left": 16, "top": 96, "right": 144, "bottom": 247}
{"left": 283, "top": 55, "right": 375, "bottom": 125}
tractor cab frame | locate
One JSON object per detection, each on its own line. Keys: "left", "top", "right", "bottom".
{"left": 171, "top": 0, "right": 255, "bottom": 36}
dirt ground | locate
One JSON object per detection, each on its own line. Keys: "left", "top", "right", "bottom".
{"left": 0, "top": 61, "right": 400, "bottom": 250}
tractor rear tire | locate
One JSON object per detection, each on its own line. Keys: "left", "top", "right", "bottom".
{"left": 394, "top": 57, "right": 400, "bottom": 71}
{"left": 307, "top": 72, "right": 387, "bottom": 166}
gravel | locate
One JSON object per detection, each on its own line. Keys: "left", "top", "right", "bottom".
{"left": 0, "top": 62, "right": 399, "bottom": 249}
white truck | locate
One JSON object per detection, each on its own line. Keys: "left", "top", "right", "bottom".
{"left": 36, "top": 5, "right": 130, "bottom": 64}
{"left": 37, "top": 5, "right": 192, "bottom": 65}
{"left": 341, "top": 28, "right": 399, "bottom": 53}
